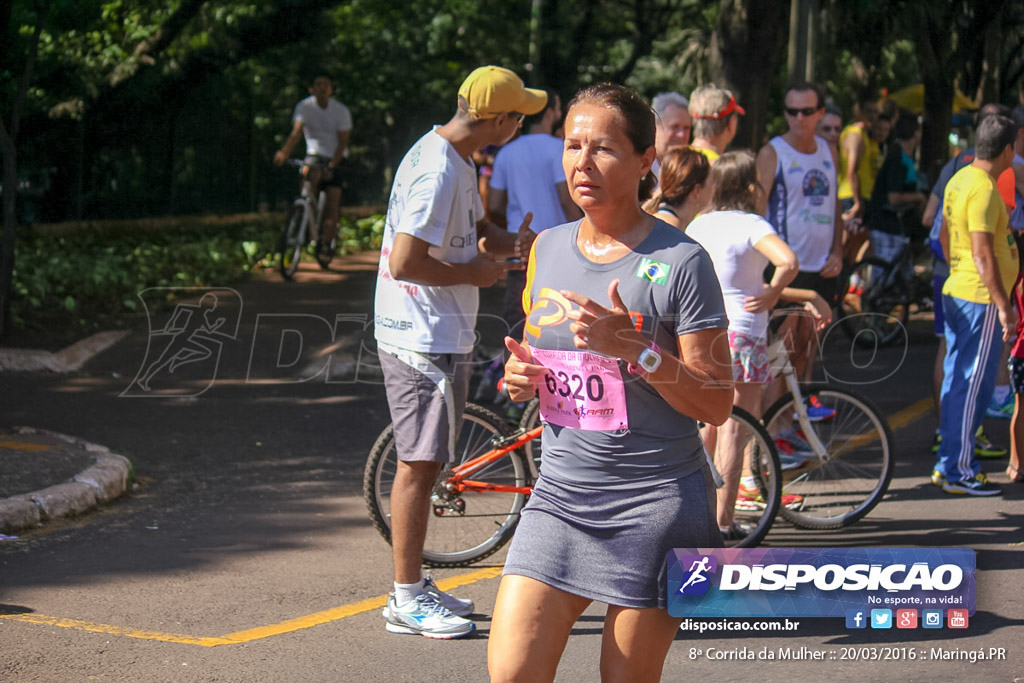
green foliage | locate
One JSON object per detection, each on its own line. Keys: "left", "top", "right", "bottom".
{"left": 9, "top": 213, "right": 384, "bottom": 334}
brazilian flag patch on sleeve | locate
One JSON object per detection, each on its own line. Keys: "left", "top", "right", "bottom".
{"left": 636, "top": 258, "right": 670, "bottom": 285}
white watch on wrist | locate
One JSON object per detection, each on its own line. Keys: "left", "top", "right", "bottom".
{"left": 628, "top": 341, "right": 662, "bottom": 376}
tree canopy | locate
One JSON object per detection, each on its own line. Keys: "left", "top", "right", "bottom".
{"left": 0, "top": 0, "right": 1020, "bottom": 231}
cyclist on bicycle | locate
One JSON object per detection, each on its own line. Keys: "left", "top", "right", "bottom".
{"left": 273, "top": 75, "right": 352, "bottom": 258}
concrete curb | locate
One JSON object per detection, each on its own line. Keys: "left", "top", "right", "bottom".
{"left": 0, "top": 330, "right": 129, "bottom": 373}
{"left": 0, "top": 427, "right": 133, "bottom": 535}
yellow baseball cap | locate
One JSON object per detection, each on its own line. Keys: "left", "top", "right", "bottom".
{"left": 458, "top": 66, "right": 547, "bottom": 119}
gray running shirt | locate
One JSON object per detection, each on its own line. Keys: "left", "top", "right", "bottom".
{"left": 523, "top": 220, "right": 728, "bottom": 489}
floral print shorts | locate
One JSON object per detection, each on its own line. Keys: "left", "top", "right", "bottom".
{"left": 728, "top": 330, "right": 772, "bottom": 384}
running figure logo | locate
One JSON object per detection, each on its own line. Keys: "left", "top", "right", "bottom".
{"left": 678, "top": 554, "right": 718, "bottom": 596}
{"left": 123, "top": 288, "right": 242, "bottom": 397}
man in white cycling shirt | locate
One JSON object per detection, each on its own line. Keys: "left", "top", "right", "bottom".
{"left": 374, "top": 65, "right": 544, "bottom": 639}
{"left": 274, "top": 75, "right": 352, "bottom": 256}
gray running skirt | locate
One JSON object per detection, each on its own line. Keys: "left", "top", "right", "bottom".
{"left": 503, "top": 467, "right": 722, "bottom": 609}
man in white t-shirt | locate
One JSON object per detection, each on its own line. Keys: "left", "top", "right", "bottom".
{"left": 489, "top": 90, "right": 583, "bottom": 340}
{"left": 273, "top": 75, "right": 353, "bottom": 256}
{"left": 374, "top": 65, "right": 545, "bottom": 639}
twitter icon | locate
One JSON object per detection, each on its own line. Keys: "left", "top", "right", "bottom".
{"left": 870, "top": 609, "right": 892, "bottom": 629}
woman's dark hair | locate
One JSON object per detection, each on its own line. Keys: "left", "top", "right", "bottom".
{"left": 646, "top": 147, "right": 710, "bottom": 210}
{"left": 710, "top": 150, "right": 760, "bottom": 213}
{"left": 567, "top": 83, "right": 657, "bottom": 201}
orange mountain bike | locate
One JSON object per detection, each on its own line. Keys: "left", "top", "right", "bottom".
{"left": 363, "top": 402, "right": 782, "bottom": 566}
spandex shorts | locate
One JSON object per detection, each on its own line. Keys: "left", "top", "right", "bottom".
{"left": 303, "top": 155, "right": 344, "bottom": 189}
{"left": 1009, "top": 355, "right": 1024, "bottom": 396}
{"left": 790, "top": 270, "right": 839, "bottom": 310}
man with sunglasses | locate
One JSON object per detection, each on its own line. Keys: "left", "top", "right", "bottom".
{"left": 374, "top": 65, "right": 545, "bottom": 639}
{"left": 756, "top": 81, "right": 843, "bottom": 416}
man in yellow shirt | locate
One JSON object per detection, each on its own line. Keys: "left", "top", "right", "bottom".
{"left": 837, "top": 95, "right": 880, "bottom": 223}
{"left": 936, "top": 114, "right": 1020, "bottom": 496}
{"left": 688, "top": 84, "right": 744, "bottom": 164}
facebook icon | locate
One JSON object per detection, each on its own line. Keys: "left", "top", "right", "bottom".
{"left": 845, "top": 609, "right": 866, "bottom": 629}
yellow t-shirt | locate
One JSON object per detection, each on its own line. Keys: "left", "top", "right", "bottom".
{"left": 942, "top": 165, "right": 1019, "bottom": 304}
{"left": 837, "top": 124, "right": 879, "bottom": 200}
{"left": 692, "top": 146, "right": 720, "bottom": 163}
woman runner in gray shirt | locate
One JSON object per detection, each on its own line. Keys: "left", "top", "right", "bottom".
{"left": 489, "top": 83, "right": 734, "bottom": 683}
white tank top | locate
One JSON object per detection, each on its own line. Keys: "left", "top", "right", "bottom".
{"left": 766, "top": 135, "right": 836, "bottom": 272}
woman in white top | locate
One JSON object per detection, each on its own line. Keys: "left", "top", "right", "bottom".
{"left": 686, "top": 151, "right": 800, "bottom": 538}
{"left": 643, "top": 146, "right": 712, "bottom": 230}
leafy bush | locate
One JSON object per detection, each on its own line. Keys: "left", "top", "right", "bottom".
{"left": 10, "top": 213, "right": 385, "bottom": 337}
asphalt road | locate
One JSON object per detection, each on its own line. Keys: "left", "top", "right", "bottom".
{"left": 1, "top": 254, "right": 1022, "bottom": 682}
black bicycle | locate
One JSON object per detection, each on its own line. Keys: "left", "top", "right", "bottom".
{"left": 838, "top": 238, "right": 933, "bottom": 348}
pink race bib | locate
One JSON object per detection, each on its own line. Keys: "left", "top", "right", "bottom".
{"left": 530, "top": 348, "right": 629, "bottom": 431}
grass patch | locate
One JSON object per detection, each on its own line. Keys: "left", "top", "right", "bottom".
{"left": 8, "top": 213, "right": 385, "bottom": 348}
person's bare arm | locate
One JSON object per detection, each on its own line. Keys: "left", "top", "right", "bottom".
{"left": 561, "top": 280, "right": 734, "bottom": 425}
{"left": 755, "top": 144, "right": 778, "bottom": 218}
{"left": 389, "top": 232, "right": 509, "bottom": 287}
{"left": 778, "top": 287, "right": 832, "bottom": 331}
{"left": 330, "top": 130, "right": 351, "bottom": 167}
{"left": 887, "top": 190, "right": 926, "bottom": 211}
{"left": 745, "top": 233, "right": 799, "bottom": 312}
{"left": 939, "top": 217, "right": 949, "bottom": 264}
{"left": 487, "top": 189, "right": 509, "bottom": 230}
{"left": 556, "top": 182, "right": 583, "bottom": 221}
{"left": 477, "top": 219, "right": 524, "bottom": 258}
{"left": 841, "top": 129, "right": 864, "bottom": 219}
{"left": 274, "top": 120, "right": 304, "bottom": 164}
{"left": 971, "top": 230, "right": 1017, "bottom": 340}
{"left": 922, "top": 193, "right": 940, "bottom": 228}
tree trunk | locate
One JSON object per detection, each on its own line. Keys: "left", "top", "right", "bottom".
{"left": 0, "top": 120, "right": 16, "bottom": 335}
{"left": 909, "top": 3, "right": 956, "bottom": 188}
{"left": 0, "top": 0, "right": 47, "bottom": 337}
{"left": 528, "top": 0, "right": 544, "bottom": 87}
{"left": 977, "top": 15, "right": 1001, "bottom": 105}
{"left": 710, "top": 0, "right": 790, "bottom": 149}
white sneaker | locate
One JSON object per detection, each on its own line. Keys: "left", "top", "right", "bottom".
{"left": 384, "top": 593, "right": 475, "bottom": 639}
{"left": 380, "top": 576, "right": 475, "bottom": 619}
{"left": 423, "top": 575, "right": 474, "bottom": 617}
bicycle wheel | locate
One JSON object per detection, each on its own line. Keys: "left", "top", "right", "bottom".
{"left": 363, "top": 403, "right": 531, "bottom": 567}
{"left": 517, "top": 398, "right": 542, "bottom": 480}
{"left": 278, "top": 202, "right": 306, "bottom": 280}
{"left": 704, "top": 407, "right": 782, "bottom": 548}
{"left": 839, "top": 257, "right": 909, "bottom": 348}
{"left": 315, "top": 237, "right": 336, "bottom": 270}
{"left": 762, "top": 385, "right": 894, "bottom": 529}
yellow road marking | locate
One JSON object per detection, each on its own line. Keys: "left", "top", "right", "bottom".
{"left": 887, "top": 396, "right": 933, "bottom": 431}
{"left": 0, "top": 613, "right": 232, "bottom": 646}
{"left": 0, "top": 566, "right": 504, "bottom": 647}
{"left": 0, "top": 440, "right": 52, "bottom": 452}
{"left": 0, "top": 400, "right": 935, "bottom": 648}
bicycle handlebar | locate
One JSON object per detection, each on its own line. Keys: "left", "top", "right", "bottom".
{"left": 285, "top": 158, "right": 334, "bottom": 169}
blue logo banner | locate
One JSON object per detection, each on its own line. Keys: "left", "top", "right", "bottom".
{"left": 667, "top": 548, "right": 975, "bottom": 618}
